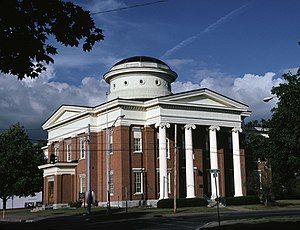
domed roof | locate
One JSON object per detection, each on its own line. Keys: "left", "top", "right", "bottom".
{"left": 113, "top": 56, "right": 169, "bottom": 68}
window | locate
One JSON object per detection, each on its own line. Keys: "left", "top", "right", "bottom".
{"left": 166, "top": 138, "right": 170, "bottom": 159}
{"left": 134, "top": 171, "right": 143, "bottom": 194}
{"left": 109, "top": 170, "right": 114, "bottom": 195}
{"left": 156, "top": 136, "right": 170, "bottom": 159}
{"left": 109, "top": 134, "right": 113, "bottom": 154}
{"left": 168, "top": 172, "right": 171, "bottom": 194}
{"left": 80, "top": 139, "right": 86, "bottom": 159}
{"left": 133, "top": 128, "right": 142, "bottom": 153}
{"left": 80, "top": 175, "right": 86, "bottom": 193}
{"left": 54, "top": 146, "right": 59, "bottom": 161}
{"left": 67, "top": 144, "right": 72, "bottom": 162}
{"left": 157, "top": 171, "right": 171, "bottom": 195}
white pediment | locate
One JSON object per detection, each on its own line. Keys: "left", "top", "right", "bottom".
{"left": 158, "top": 88, "right": 249, "bottom": 110}
{"left": 42, "top": 105, "right": 90, "bottom": 129}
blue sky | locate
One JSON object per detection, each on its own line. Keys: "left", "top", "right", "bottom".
{"left": 0, "top": 0, "right": 299, "bottom": 139}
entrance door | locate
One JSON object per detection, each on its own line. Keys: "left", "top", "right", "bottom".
{"left": 48, "top": 181, "right": 54, "bottom": 204}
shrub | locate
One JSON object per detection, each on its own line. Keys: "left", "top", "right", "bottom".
{"left": 68, "top": 200, "right": 82, "bottom": 208}
{"left": 224, "top": 195, "right": 261, "bottom": 205}
{"left": 157, "top": 198, "right": 208, "bottom": 208}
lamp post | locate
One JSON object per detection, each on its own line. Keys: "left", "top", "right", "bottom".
{"left": 209, "top": 169, "right": 221, "bottom": 227}
{"left": 106, "top": 114, "right": 125, "bottom": 215}
{"left": 263, "top": 96, "right": 276, "bottom": 102}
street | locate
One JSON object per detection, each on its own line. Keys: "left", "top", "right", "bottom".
{"left": 1, "top": 209, "right": 300, "bottom": 230}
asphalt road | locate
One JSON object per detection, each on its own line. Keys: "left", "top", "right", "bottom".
{"left": 1, "top": 209, "right": 300, "bottom": 230}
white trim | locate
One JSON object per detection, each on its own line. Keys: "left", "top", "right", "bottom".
{"left": 133, "top": 171, "right": 144, "bottom": 195}
{"left": 66, "top": 144, "right": 72, "bottom": 162}
{"left": 80, "top": 139, "right": 86, "bottom": 160}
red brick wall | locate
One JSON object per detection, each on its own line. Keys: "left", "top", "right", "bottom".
{"left": 144, "top": 126, "right": 157, "bottom": 199}
{"left": 240, "top": 149, "right": 247, "bottom": 196}
{"left": 218, "top": 149, "right": 226, "bottom": 197}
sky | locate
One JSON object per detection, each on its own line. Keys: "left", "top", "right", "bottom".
{"left": 0, "top": 0, "right": 299, "bottom": 140}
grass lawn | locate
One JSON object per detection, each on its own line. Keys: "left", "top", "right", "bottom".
{"left": 239, "top": 199, "right": 300, "bottom": 210}
{"left": 0, "top": 205, "right": 230, "bottom": 221}
{"left": 1, "top": 199, "right": 299, "bottom": 222}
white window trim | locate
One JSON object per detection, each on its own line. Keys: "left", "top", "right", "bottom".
{"left": 168, "top": 171, "right": 171, "bottom": 194}
{"left": 156, "top": 168, "right": 172, "bottom": 195}
{"left": 133, "top": 168, "right": 144, "bottom": 195}
{"left": 166, "top": 138, "right": 170, "bottom": 159}
{"left": 109, "top": 170, "right": 114, "bottom": 195}
{"left": 133, "top": 128, "right": 142, "bottom": 153}
{"left": 109, "top": 134, "right": 113, "bottom": 155}
{"left": 54, "top": 144, "right": 59, "bottom": 161}
{"left": 67, "top": 144, "right": 72, "bottom": 162}
{"left": 80, "top": 139, "right": 86, "bottom": 160}
{"left": 79, "top": 174, "right": 86, "bottom": 193}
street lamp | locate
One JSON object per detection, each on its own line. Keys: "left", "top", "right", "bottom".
{"left": 106, "top": 114, "right": 125, "bottom": 214}
{"left": 263, "top": 96, "right": 276, "bottom": 102}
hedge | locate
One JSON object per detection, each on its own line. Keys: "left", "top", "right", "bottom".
{"left": 224, "top": 195, "right": 261, "bottom": 205}
{"left": 157, "top": 196, "right": 261, "bottom": 208}
{"left": 157, "top": 198, "right": 208, "bottom": 208}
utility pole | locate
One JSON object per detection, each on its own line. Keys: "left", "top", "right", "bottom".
{"left": 173, "top": 124, "right": 177, "bottom": 214}
{"left": 105, "top": 92, "right": 111, "bottom": 215}
{"left": 86, "top": 124, "right": 92, "bottom": 215}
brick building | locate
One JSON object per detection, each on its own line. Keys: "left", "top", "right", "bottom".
{"left": 39, "top": 56, "right": 251, "bottom": 208}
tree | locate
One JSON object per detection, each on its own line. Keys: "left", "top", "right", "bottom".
{"left": 268, "top": 68, "right": 300, "bottom": 196}
{"left": 245, "top": 120, "right": 274, "bottom": 204}
{"left": 0, "top": 0, "right": 104, "bottom": 79}
{"left": 0, "top": 123, "right": 45, "bottom": 212}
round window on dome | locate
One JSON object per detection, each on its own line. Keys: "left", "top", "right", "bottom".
{"left": 139, "top": 79, "right": 145, "bottom": 85}
{"left": 155, "top": 80, "right": 161, "bottom": 86}
{"left": 124, "top": 81, "right": 128, "bottom": 86}
{"left": 113, "top": 83, "right": 116, "bottom": 89}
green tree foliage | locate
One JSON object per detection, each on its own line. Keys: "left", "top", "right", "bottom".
{"left": 0, "top": 123, "right": 45, "bottom": 210}
{"left": 246, "top": 69, "right": 300, "bottom": 197}
{"left": 268, "top": 69, "right": 300, "bottom": 195}
{"left": 0, "top": 0, "right": 104, "bottom": 79}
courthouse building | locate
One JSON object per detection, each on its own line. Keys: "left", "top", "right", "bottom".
{"left": 39, "top": 56, "right": 251, "bottom": 208}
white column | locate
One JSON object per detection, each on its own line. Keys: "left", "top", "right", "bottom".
{"left": 185, "top": 124, "right": 196, "bottom": 198}
{"left": 209, "top": 125, "right": 220, "bottom": 199}
{"left": 155, "top": 122, "right": 170, "bottom": 199}
{"left": 232, "top": 127, "right": 243, "bottom": 197}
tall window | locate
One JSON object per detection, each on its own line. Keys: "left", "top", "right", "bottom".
{"left": 134, "top": 171, "right": 143, "bottom": 194}
{"left": 157, "top": 171, "right": 171, "bottom": 195}
{"left": 80, "top": 139, "right": 86, "bottom": 159}
{"left": 109, "top": 134, "right": 113, "bottom": 154}
{"left": 80, "top": 175, "right": 86, "bottom": 193}
{"left": 109, "top": 170, "right": 114, "bottom": 195}
{"left": 168, "top": 172, "right": 171, "bottom": 194}
{"left": 54, "top": 146, "right": 59, "bottom": 161}
{"left": 67, "top": 144, "right": 72, "bottom": 162}
{"left": 166, "top": 138, "right": 170, "bottom": 159}
{"left": 133, "top": 128, "right": 142, "bottom": 152}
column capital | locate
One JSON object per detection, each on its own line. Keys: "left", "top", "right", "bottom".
{"left": 209, "top": 125, "right": 220, "bottom": 131}
{"left": 232, "top": 127, "right": 242, "bottom": 133}
{"left": 155, "top": 122, "right": 170, "bottom": 129}
{"left": 184, "top": 124, "right": 196, "bottom": 130}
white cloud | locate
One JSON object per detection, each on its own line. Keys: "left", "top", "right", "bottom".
{"left": 172, "top": 72, "right": 284, "bottom": 120}
{"left": 0, "top": 66, "right": 108, "bottom": 138}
